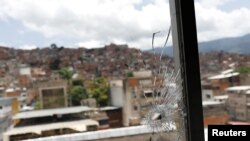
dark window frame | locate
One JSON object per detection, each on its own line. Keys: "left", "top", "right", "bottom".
{"left": 170, "top": 0, "right": 205, "bottom": 141}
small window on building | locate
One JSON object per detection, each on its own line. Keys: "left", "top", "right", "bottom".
{"left": 208, "top": 106, "right": 214, "bottom": 110}
{"left": 206, "top": 94, "right": 211, "bottom": 99}
{"left": 99, "top": 119, "right": 109, "bottom": 125}
{"left": 134, "top": 105, "right": 138, "bottom": 111}
{"left": 144, "top": 92, "right": 153, "bottom": 97}
{"left": 86, "top": 125, "right": 98, "bottom": 131}
{"left": 131, "top": 88, "right": 136, "bottom": 98}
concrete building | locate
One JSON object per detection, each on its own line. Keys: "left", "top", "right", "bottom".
{"left": 17, "top": 75, "right": 31, "bottom": 88}
{"left": 99, "top": 107, "right": 123, "bottom": 128}
{"left": 0, "top": 97, "right": 19, "bottom": 141}
{"left": 31, "top": 80, "right": 68, "bottom": 109}
{"left": 39, "top": 86, "right": 67, "bottom": 109}
{"left": 226, "top": 86, "right": 250, "bottom": 121}
{"left": 208, "top": 69, "right": 240, "bottom": 95}
{"left": 239, "top": 73, "right": 250, "bottom": 85}
{"left": 5, "top": 88, "right": 21, "bottom": 97}
{"left": 19, "top": 64, "right": 31, "bottom": 76}
{"left": 5, "top": 87, "right": 27, "bottom": 109}
{"left": 31, "top": 68, "right": 46, "bottom": 77}
{"left": 26, "top": 89, "right": 39, "bottom": 104}
{"left": 109, "top": 80, "right": 124, "bottom": 107}
{"left": 110, "top": 70, "right": 157, "bottom": 126}
{"left": 201, "top": 81, "right": 214, "bottom": 101}
{"left": 0, "top": 86, "right": 5, "bottom": 97}
{"left": 213, "top": 95, "right": 228, "bottom": 103}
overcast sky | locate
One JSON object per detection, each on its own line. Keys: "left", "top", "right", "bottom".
{"left": 0, "top": 0, "right": 250, "bottom": 50}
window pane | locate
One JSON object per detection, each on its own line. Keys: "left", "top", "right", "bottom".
{"left": 0, "top": 1, "right": 196, "bottom": 141}
{"left": 194, "top": 0, "right": 250, "bottom": 140}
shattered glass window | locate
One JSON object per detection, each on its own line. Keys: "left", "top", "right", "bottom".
{"left": 138, "top": 28, "right": 186, "bottom": 141}
{"left": 0, "top": 0, "right": 192, "bottom": 141}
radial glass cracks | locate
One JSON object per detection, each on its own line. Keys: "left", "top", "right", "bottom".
{"left": 138, "top": 26, "right": 186, "bottom": 141}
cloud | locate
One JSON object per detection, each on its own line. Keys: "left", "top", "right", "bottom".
{"left": 196, "top": 0, "right": 233, "bottom": 8}
{"left": 0, "top": 0, "right": 170, "bottom": 49}
{"left": 76, "top": 40, "right": 104, "bottom": 48}
{"left": 0, "top": 0, "right": 249, "bottom": 49}
{"left": 18, "top": 44, "right": 37, "bottom": 50}
{"left": 195, "top": 2, "right": 250, "bottom": 41}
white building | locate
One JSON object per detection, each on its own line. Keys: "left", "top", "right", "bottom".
{"left": 109, "top": 80, "right": 124, "bottom": 107}
{"left": 110, "top": 71, "right": 155, "bottom": 127}
{"left": 19, "top": 64, "right": 31, "bottom": 76}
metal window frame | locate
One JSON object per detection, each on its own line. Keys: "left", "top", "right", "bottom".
{"left": 170, "top": 0, "right": 205, "bottom": 141}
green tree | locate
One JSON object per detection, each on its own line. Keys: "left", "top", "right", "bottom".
{"left": 49, "top": 58, "right": 61, "bottom": 70}
{"left": 236, "top": 67, "right": 250, "bottom": 74}
{"left": 72, "top": 79, "right": 84, "bottom": 86}
{"left": 59, "top": 67, "right": 74, "bottom": 85}
{"left": 70, "top": 86, "right": 88, "bottom": 106}
{"left": 34, "top": 101, "right": 41, "bottom": 110}
{"left": 59, "top": 67, "right": 74, "bottom": 106}
{"left": 88, "top": 77, "right": 109, "bottom": 107}
{"left": 126, "top": 71, "right": 133, "bottom": 77}
{"left": 50, "top": 43, "right": 58, "bottom": 49}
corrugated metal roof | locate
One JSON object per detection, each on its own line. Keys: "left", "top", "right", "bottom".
{"left": 4, "top": 119, "right": 98, "bottom": 136}
{"left": 226, "top": 86, "right": 250, "bottom": 91}
{"left": 13, "top": 106, "right": 93, "bottom": 119}
{"left": 221, "top": 69, "right": 234, "bottom": 74}
{"left": 13, "top": 106, "right": 120, "bottom": 119}
{"left": 202, "top": 100, "right": 223, "bottom": 106}
{"left": 208, "top": 72, "right": 239, "bottom": 80}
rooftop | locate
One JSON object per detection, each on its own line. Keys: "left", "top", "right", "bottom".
{"left": 213, "top": 95, "right": 228, "bottom": 100}
{"left": 13, "top": 106, "right": 93, "bottom": 120}
{"left": 227, "top": 121, "right": 250, "bottom": 125}
{"left": 202, "top": 100, "right": 224, "bottom": 106}
{"left": 5, "top": 88, "right": 15, "bottom": 93}
{"left": 226, "top": 86, "right": 250, "bottom": 91}
{"left": 13, "top": 106, "right": 120, "bottom": 120}
{"left": 3, "top": 119, "right": 98, "bottom": 136}
{"left": 208, "top": 72, "right": 239, "bottom": 80}
{"left": 221, "top": 69, "right": 234, "bottom": 74}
